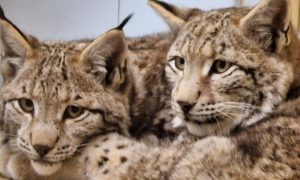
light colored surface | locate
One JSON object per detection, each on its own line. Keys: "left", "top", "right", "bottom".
{"left": 289, "top": 0, "right": 300, "bottom": 30}
{"left": 120, "top": 0, "right": 237, "bottom": 37}
{"left": 242, "top": 0, "right": 259, "bottom": 6}
{"left": 1, "top": 0, "right": 119, "bottom": 41}
{"left": 0, "top": 0, "right": 257, "bottom": 85}
{"left": 1, "top": 0, "right": 241, "bottom": 40}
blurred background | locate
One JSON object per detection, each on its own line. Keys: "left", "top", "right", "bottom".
{"left": 1, "top": 0, "right": 259, "bottom": 41}
{"left": 4, "top": 0, "right": 300, "bottom": 84}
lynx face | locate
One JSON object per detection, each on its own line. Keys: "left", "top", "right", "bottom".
{"left": 154, "top": 0, "right": 295, "bottom": 137}
{"left": 0, "top": 17, "right": 131, "bottom": 176}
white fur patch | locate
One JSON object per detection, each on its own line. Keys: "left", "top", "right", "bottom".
{"left": 202, "top": 61, "right": 212, "bottom": 76}
{"left": 30, "top": 160, "right": 62, "bottom": 176}
{"left": 171, "top": 116, "right": 185, "bottom": 128}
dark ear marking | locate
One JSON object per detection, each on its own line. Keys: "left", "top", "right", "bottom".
{"left": 0, "top": 4, "right": 29, "bottom": 42}
{"left": 149, "top": 0, "right": 175, "bottom": 13}
{"left": 0, "top": 4, "right": 5, "bottom": 19}
{"left": 116, "top": 13, "right": 134, "bottom": 30}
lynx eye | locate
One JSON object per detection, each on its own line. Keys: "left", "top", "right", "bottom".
{"left": 174, "top": 57, "right": 185, "bottom": 70}
{"left": 64, "top": 106, "right": 84, "bottom": 119}
{"left": 18, "top": 98, "right": 34, "bottom": 113}
{"left": 212, "top": 59, "right": 232, "bottom": 74}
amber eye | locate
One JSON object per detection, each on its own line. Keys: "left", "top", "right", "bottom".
{"left": 212, "top": 59, "right": 232, "bottom": 74}
{"left": 174, "top": 57, "right": 185, "bottom": 70}
{"left": 18, "top": 98, "right": 34, "bottom": 113}
{"left": 64, "top": 106, "right": 84, "bottom": 119}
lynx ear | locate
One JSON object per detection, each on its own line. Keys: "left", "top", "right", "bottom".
{"left": 79, "top": 15, "right": 132, "bottom": 90}
{"left": 0, "top": 6, "right": 33, "bottom": 82}
{"left": 148, "top": 0, "right": 202, "bottom": 32}
{"left": 240, "top": 0, "right": 290, "bottom": 53}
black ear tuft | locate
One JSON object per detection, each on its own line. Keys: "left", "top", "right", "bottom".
{"left": 116, "top": 13, "right": 134, "bottom": 30}
{"left": 150, "top": 0, "right": 175, "bottom": 14}
{"left": 0, "top": 4, "right": 7, "bottom": 20}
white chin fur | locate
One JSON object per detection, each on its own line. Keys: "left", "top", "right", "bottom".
{"left": 186, "top": 121, "right": 232, "bottom": 137}
{"left": 31, "top": 160, "right": 62, "bottom": 176}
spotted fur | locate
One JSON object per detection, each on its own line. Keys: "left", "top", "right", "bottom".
{"left": 80, "top": 106, "right": 300, "bottom": 179}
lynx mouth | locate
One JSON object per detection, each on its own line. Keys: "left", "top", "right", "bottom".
{"left": 187, "top": 116, "right": 224, "bottom": 125}
{"left": 30, "top": 160, "right": 62, "bottom": 176}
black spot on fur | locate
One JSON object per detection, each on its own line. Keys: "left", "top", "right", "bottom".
{"left": 117, "top": 144, "right": 127, "bottom": 149}
{"left": 2, "top": 137, "right": 9, "bottom": 144}
{"left": 98, "top": 161, "right": 104, "bottom": 167}
{"left": 62, "top": 67, "right": 68, "bottom": 80}
{"left": 102, "top": 156, "right": 109, "bottom": 162}
{"left": 22, "top": 86, "right": 26, "bottom": 93}
{"left": 120, "top": 156, "right": 127, "bottom": 163}
{"left": 75, "top": 95, "right": 82, "bottom": 100}
{"left": 237, "top": 139, "right": 262, "bottom": 165}
{"left": 62, "top": 145, "right": 70, "bottom": 150}
{"left": 103, "top": 137, "right": 109, "bottom": 142}
{"left": 98, "top": 156, "right": 109, "bottom": 168}
{"left": 84, "top": 156, "right": 89, "bottom": 163}
{"left": 103, "top": 169, "right": 109, "bottom": 175}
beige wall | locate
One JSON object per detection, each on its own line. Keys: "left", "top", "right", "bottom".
{"left": 290, "top": 0, "right": 300, "bottom": 30}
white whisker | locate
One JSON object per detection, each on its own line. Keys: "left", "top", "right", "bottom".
{"left": 1, "top": 133, "right": 17, "bottom": 138}
{"left": 213, "top": 116, "right": 221, "bottom": 130}
{"left": 75, "top": 143, "right": 92, "bottom": 148}
{"left": 216, "top": 109, "right": 236, "bottom": 119}
{"left": 222, "top": 102, "right": 260, "bottom": 109}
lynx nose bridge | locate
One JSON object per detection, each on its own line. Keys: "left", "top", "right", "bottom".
{"left": 31, "top": 123, "right": 59, "bottom": 158}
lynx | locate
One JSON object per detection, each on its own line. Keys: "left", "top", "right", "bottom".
{"left": 151, "top": 0, "right": 300, "bottom": 137}
{"left": 1, "top": 0, "right": 299, "bottom": 179}
{"left": 78, "top": 0, "right": 300, "bottom": 179}
{"left": 0, "top": 8, "right": 177, "bottom": 179}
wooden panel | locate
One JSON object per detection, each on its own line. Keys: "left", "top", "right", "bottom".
{"left": 289, "top": 0, "right": 300, "bottom": 30}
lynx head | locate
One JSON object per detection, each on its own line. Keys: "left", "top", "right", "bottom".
{"left": 158, "top": 0, "right": 296, "bottom": 137}
{"left": 0, "top": 9, "right": 133, "bottom": 176}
